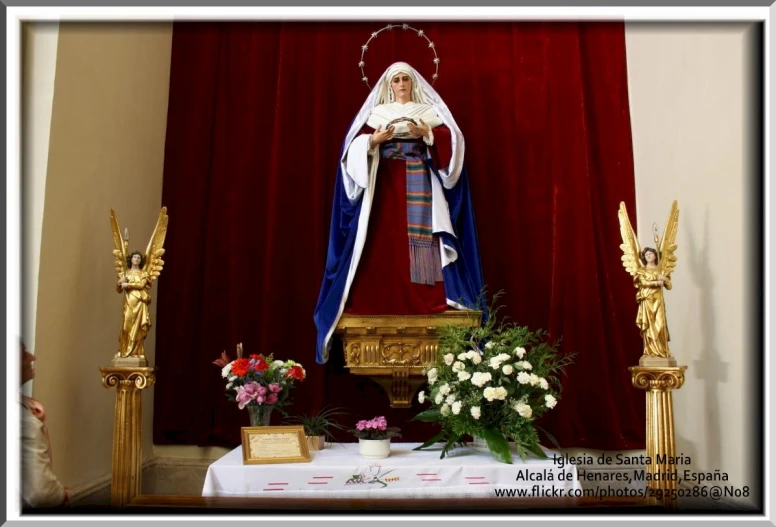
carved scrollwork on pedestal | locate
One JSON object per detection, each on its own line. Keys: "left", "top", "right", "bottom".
{"left": 334, "top": 311, "right": 482, "bottom": 407}
{"left": 102, "top": 372, "right": 123, "bottom": 389}
{"left": 101, "top": 368, "right": 156, "bottom": 390}
{"left": 348, "top": 344, "right": 362, "bottom": 366}
{"left": 631, "top": 369, "right": 686, "bottom": 391}
{"left": 381, "top": 343, "right": 421, "bottom": 366}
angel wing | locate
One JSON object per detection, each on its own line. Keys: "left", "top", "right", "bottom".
{"left": 143, "top": 207, "right": 169, "bottom": 282}
{"left": 110, "top": 209, "right": 128, "bottom": 279}
{"left": 618, "top": 201, "right": 643, "bottom": 277}
{"left": 657, "top": 200, "right": 679, "bottom": 277}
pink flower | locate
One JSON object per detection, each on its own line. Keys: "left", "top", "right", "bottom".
{"left": 255, "top": 395, "right": 265, "bottom": 404}
{"left": 352, "top": 416, "right": 396, "bottom": 440}
{"left": 235, "top": 382, "right": 261, "bottom": 410}
{"left": 268, "top": 383, "right": 283, "bottom": 394}
{"left": 266, "top": 393, "right": 278, "bottom": 405}
{"left": 361, "top": 416, "right": 387, "bottom": 431}
{"left": 257, "top": 384, "right": 268, "bottom": 396}
{"left": 373, "top": 416, "right": 387, "bottom": 431}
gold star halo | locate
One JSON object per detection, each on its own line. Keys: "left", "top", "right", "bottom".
{"left": 358, "top": 23, "right": 440, "bottom": 89}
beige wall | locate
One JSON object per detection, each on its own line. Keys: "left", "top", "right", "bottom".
{"left": 625, "top": 22, "right": 758, "bottom": 504}
{"left": 32, "top": 22, "right": 172, "bottom": 491}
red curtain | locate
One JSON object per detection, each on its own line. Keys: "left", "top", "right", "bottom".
{"left": 153, "top": 21, "right": 645, "bottom": 451}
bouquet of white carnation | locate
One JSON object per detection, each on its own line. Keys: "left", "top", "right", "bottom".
{"left": 413, "top": 294, "right": 575, "bottom": 464}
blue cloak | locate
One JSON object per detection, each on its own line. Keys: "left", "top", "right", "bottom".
{"left": 313, "top": 136, "right": 487, "bottom": 365}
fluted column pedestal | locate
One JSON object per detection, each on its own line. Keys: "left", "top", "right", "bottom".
{"left": 629, "top": 365, "right": 687, "bottom": 508}
{"left": 100, "top": 366, "right": 156, "bottom": 507}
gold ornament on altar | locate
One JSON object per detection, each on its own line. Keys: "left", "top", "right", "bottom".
{"left": 618, "top": 200, "right": 679, "bottom": 367}
{"left": 109, "top": 207, "right": 169, "bottom": 367}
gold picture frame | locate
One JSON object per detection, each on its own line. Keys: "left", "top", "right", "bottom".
{"left": 240, "top": 425, "right": 312, "bottom": 465}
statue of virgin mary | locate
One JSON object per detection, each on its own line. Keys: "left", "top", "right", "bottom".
{"left": 314, "top": 61, "right": 486, "bottom": 364}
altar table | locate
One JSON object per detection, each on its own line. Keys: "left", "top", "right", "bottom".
{"left": 202, "top": 442, "right": 580, "bottom": 499}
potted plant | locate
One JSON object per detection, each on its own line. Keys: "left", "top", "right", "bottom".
{"left": 412, "top": 293, "right": 575, "bottom": 464}
{"left": 350, "top": 416, "right": 402, "bottom": 460}
{"left": 284, "top": 406, "right": 350, "bottom": 451}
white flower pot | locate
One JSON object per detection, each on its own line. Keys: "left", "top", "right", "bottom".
{"left": 359, "top": 439, "right": 391, "bottom": 459}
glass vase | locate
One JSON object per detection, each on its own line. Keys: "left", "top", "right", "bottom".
{"left": 469, "top": 436, "right": 490, "bottom": 454}
{"left": 246, "top": 404, "right": 273, "bottom": 427}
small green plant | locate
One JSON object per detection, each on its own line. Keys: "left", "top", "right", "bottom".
{"left": 284, "top": 406, "right": 350, "bottom": 441}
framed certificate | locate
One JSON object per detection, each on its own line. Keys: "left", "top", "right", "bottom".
{"left": 240, "top": 425, "right": 312, "bottom": 465}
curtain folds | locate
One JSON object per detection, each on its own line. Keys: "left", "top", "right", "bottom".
{"left": 153, "top": 21, "right": 645, "bottom": 450}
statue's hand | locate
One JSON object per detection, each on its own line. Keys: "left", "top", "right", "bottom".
{"left": 371, "top": 125, "right": 395, "bottom": 146}
{"left": 408, "top": 118, "right": 430, "bottom": 139}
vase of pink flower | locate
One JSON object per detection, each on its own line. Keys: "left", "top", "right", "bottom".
{"left": 212, "top": 343, "right": 306, "bottom": 427}
{"left": 246, "top": 401, "right": 274, "bottom": 427}
{"left": 351, "top": 416, "right": 402, "bottom": 459}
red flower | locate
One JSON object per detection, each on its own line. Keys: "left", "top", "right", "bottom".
{"left": 253, "top": 357, "right": 269, "bottom": 372}
{"left": 249, "top": 354, "right": 264, "bottom": 361}
{"left": 286, "top": 365, "right": 305, "bottom": 381}
{"left": 231, "top": 358, "right": 251, "bottom": 377}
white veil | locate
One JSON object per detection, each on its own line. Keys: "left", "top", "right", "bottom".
{"left": 339, "top": 61, "right": 465, "bottom": 188}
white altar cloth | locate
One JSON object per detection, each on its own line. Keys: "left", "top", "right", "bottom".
{"left": 202, "top": 442, "right": 580, "bottom": 499}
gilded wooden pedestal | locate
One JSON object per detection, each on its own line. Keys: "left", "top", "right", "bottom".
{"left": 629, "top": 365, "right": 687, "bottom": 508}
{"left": 335, "top": 310, "right": 481, "bottom": 408}
{"left": 100, "top": 366, "right": 156, "bottom": 507}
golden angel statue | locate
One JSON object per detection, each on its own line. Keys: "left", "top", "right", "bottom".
{"left": 110, "top": 207, "right": 168, "bottom": 366}
{"left": 618, "top": 200, "right": 679, "bottom": 365}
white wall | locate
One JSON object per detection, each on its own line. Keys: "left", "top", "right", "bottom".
{"left": 21, "top": 22, "right": 59, "bottom": 396}
{"left": 625, "top": 22, "right": 759, "bottom": 505}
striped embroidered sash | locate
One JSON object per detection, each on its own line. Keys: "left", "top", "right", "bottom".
{"left": 381, "top": 142, "right": 444, "bottom": 285}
